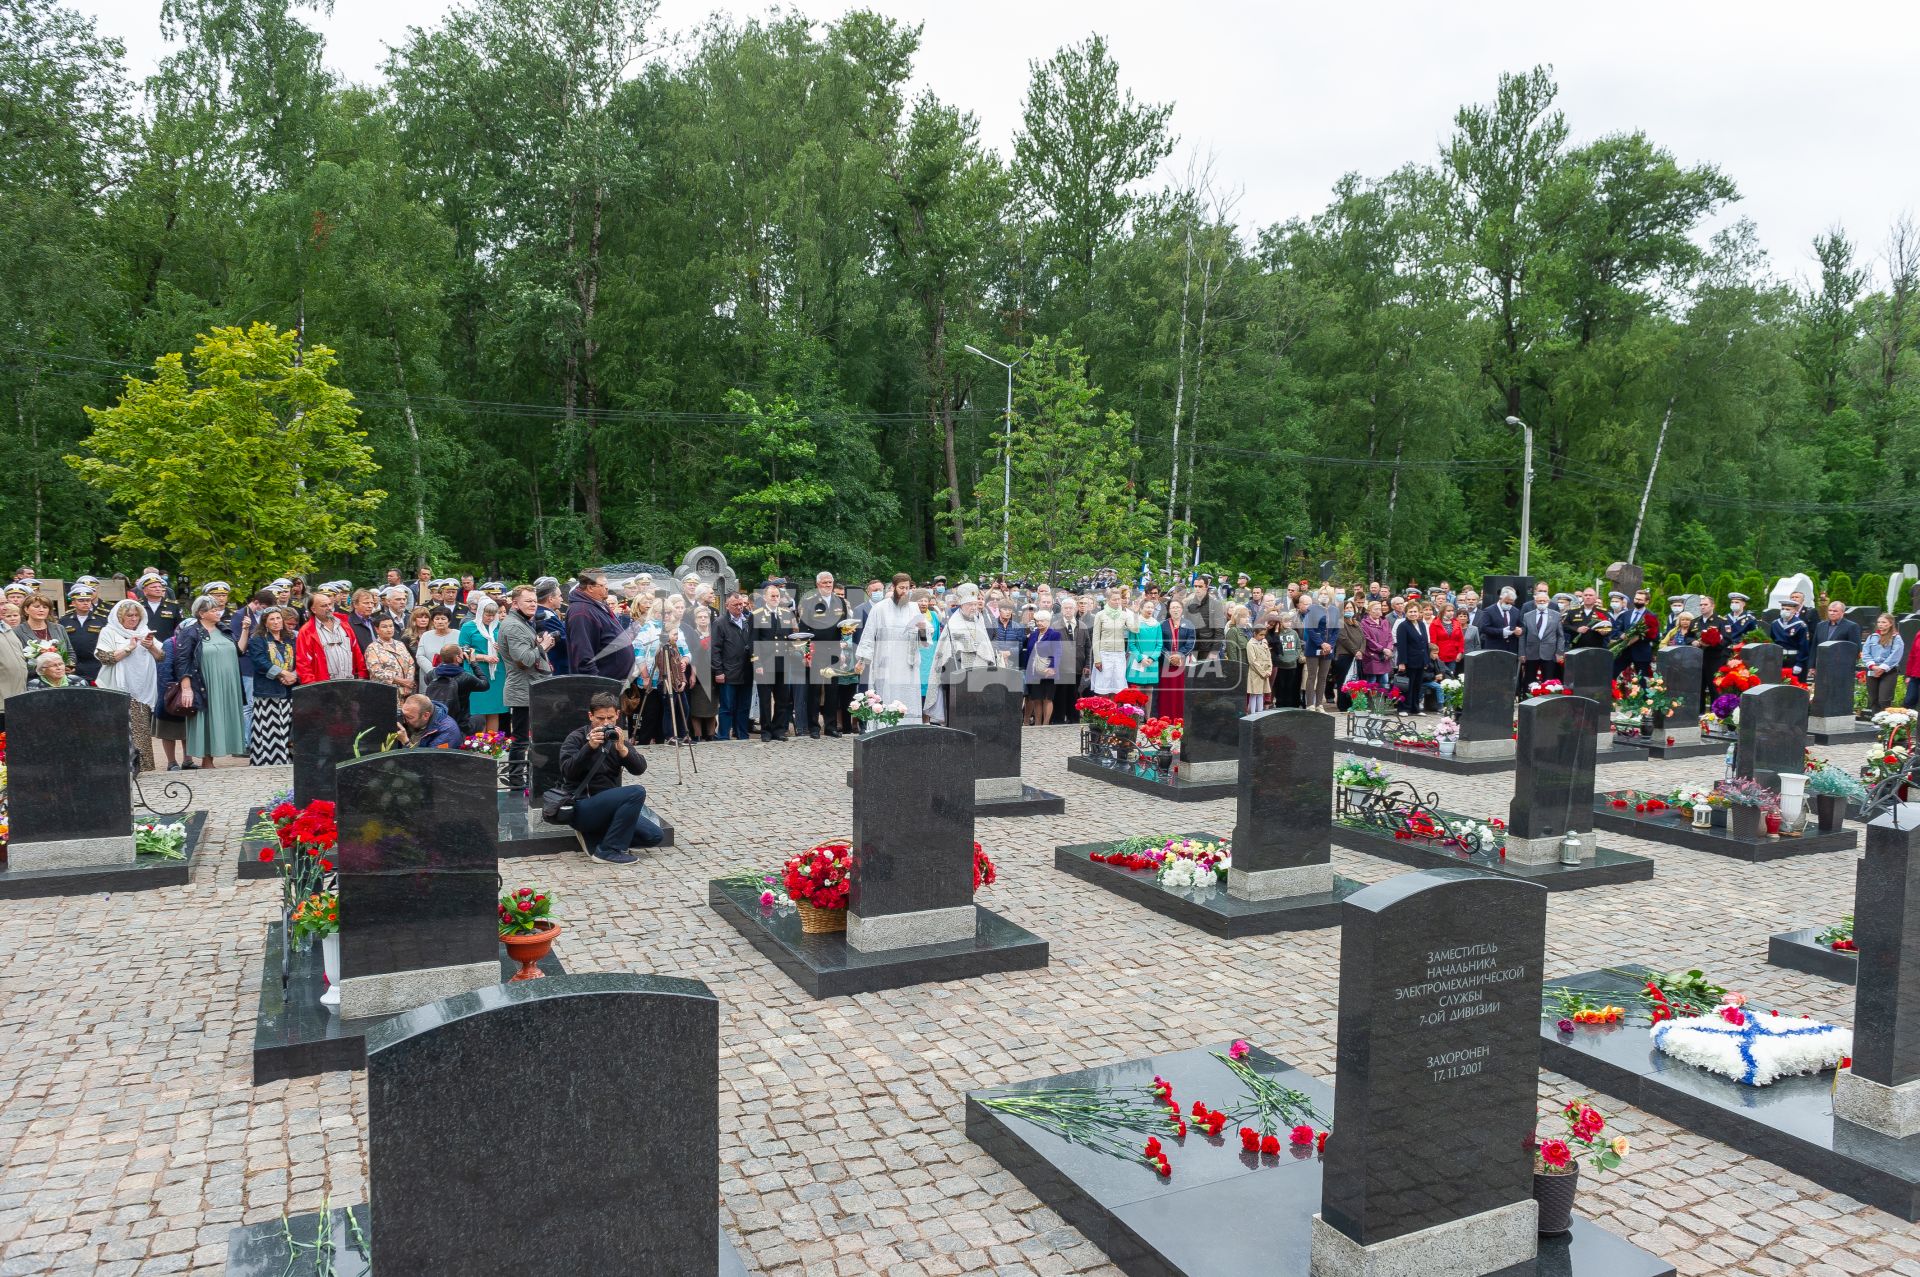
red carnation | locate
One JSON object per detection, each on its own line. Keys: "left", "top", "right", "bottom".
{"left": 319, "top": 858, "right": 334, "bottom": 874}
{"left": 1538, "top": 1139, "right": 1571, "bottom": 1169}
{"left": 1259, "top": 1134, "right": 1281, "bottom": 1156}
{"left": 1289, "top": 1125, "right": 1313, "bottom": 1147}
{"left": 1239, "top": 1127, "right": 1260, "bottom": 1152}
{"left": 517, "top": 900, "right": 532, "bottom": 911}
{"left": 1315, "top": 1131, "right": 1328, "bottom": 1153}
{"left": 258, "top": 846, "right": 275, "bottom": 863}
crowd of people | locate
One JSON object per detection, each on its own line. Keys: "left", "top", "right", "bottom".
{"left": 3, "top": 561, "right": 1915, "bottom": 783}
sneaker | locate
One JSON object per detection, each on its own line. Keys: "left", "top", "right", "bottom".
{"left": 593, "top": 849, "right": 639, "bottom": 866}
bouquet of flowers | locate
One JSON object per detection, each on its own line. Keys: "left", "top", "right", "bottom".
{"left": 1713, "top": 659, "right": 1760, "bottom": 694}
{"left": 1433, "top": 716, "right": 1460, "bottom": 743}
{"left": 1713, "top": 777, "right": 1776, "bottom": 810}
{"left": 460, "top": 730, "right": 511, "bottom": 759}
{"left": 1341, "top": 680, "right": 1391, "bottom": 713}
{"left": 1334, "top": 755, "right": 1390, "bottom": 789}
{"left": 1526, "top": 679, "right": 1570, "bottom": 696}
{"left": 782, "top": 840, "right": 853, "bottom": 910}
{"left": 291, "top": 890, "right": 339, "bottom": 941}
{"left": 849, "top": 691, "right": 908, "bottom": 727}
{"left": 1818, "top": 914, "right": 1855, "bottom": 952}
{"left": 1140, "top": 717, "right": 1183, "bottom": 749}
{"left": 1606, "top": 614, "right": 1650, "bottom": 658}
{"left": 134, "top": 820, "right": 188, "bottom": 860}
{"left": 248, "top": 799, "right": 339, "bottom": 920}
{"left": 1437, "top": 677, "right": 1464, "bottom": 712}
{"left": 973, "top": 843, "right": 997, "bottom": 890}
{"left": 1535, "top": 1099, "right": 1626, "bottom": 1177}
{"left": 1862, "top": 739, "right": 1911, "bottom": 789}
{"left": 1612, "top": 672, "right": 1678, "bottom": 718}
{"left": 1700, "top": 624, "right": 1723, "bottom": 646}
{"left": 1872, "top": 707, "right": 1918, "bottom": 742}
{"left": 1445, "top": 816, "right": 1504, "bottom": 856}
{"left": 498, "top": 885, "right": 553, "bottom": 935}
{"left": 1709, "top": 692, "right": 1741, "bottom": 722}
{"left": 1665, "top": 784, "right": 1719, "bottom": 816}
{"left": 1154, "top": 837, "right": 1230, "bottom": 890}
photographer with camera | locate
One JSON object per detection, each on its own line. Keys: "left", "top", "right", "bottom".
{"left": 397, "top": 692, "right": 463, "bottom": 749}
{"left": 556, "top": 691, "right": 662, "bottom": 866}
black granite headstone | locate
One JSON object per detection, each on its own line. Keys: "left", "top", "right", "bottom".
{"left": 1734, "top": 682, "right": 1807, "bottom": 790}
{"left": 337, "top": 750, "right": 500, "bottom": 984}
{"left": 1742, "top": 642, "right": 1784, "bottom": 684}
{"left": 1480, "top": 575, "right": 1533, "bottom": 612}
{"left": 527, "top": 674, "right": 621, "bottom": 800}
{"left": 1812, "top": 641, "right": 1861, "bottom": 721}
{"left": 1181, "top": 666, "right": 1244, "bottom": 773}
{"left": 1848, "top": 605, "right": 1882, "bottom": 634}
{"left": 368, "top": 974, "right": 722, "bottom": 1275}
{"left": 1561, "top": 648, "right": 1612, "bottom": 710}
{"left": 1849, "top": 812, "right": 1920, "bottom": 1091}
{"left": 1507, "top": 694, "right": 1603, "bottom": 843}
{"left": 1458, "top": 649, "right": 1518, "bottom": 745}
{"left": 1319, "top": 868, "right": 1548, "bottom": 1247}
{"left": 848, "top": 725, "right": 976, "bottom": 929}
{"left": 4, "top": 687, "right": 132, "bottom": 844}
{"left": 1231, "top": 709, "right": 1331, "bottom": 875}
{"left": 292, "top": 680, "right": 402, "bottom": 807}
{"left": 1654, "top": 645, "right": 1703, "bottom": 717}
{"left": 946, "top": 666, "right": 1024, "bottom": 797}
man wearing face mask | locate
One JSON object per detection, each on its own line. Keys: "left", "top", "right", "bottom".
{"left": 1474, "top": 587, "right": 1524, "bottom": 659}
{"left": 1722, "top": 592, "right": 1759, "bottom": 649}
{"left": 1519, "top": 584, "right": 1567, "bottom": 690}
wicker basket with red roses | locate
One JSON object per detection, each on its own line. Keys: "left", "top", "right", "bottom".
{"left": 781, "top": 838, "right": 1000, "bottom": 934}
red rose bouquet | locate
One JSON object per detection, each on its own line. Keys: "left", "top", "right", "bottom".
{"left": 782, "top": 840, "right": 852, "bottom": 910}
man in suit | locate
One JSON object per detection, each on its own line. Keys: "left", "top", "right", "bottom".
{"left": 1394, "top": 600, "right": 1434, "bottom": 714}
{"left": 1815, "top": 600, "right": 1862, "bottom": 647}
{"left": 411, "top": 565, "right": 434, "bottom": 605}
{"left": 1052, "top": 592, "right": 1093, "bottom": 722}
{"left": 751, "top": 582, "right": 801, "bottom": 741}
{"left": 796, "top": 570, "right": 852, "bottom": 737}
{"left": 1614, "top": 588, "right": 1656, "bottom": 679}
{"left": 711, "top": 591, "right": 755, "bottom": 740}
{"left": 1771, "top": 599, "right": 1813, "bottom": 679}
{"left": 1519, "top": 582, "right": 1566, "bottom": 689}
{"left": 1474, "top": 586, "right": 1524, "bottom": 657}
{"left": 1563, "top": 587, "right": 1611, "bottom": 652}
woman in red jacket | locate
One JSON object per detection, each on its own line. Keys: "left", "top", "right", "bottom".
{"left": 295, "top": 588, "right": 368, "bottom": 683}
{"left": 1428, "top": 602, "right": 1467, "bottom": 676}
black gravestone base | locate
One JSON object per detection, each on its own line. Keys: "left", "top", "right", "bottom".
{"left": 846, "top": 769, "right": 1066, "bottom": 817}
{"left": 0, "top": 810, "right": 207, "bottom": 899}
{"left": 1766, "top": 927, "right": 1859, "bottom": 985}
{"left": 223, "top": 1206, "right": 749, "bottom": 1277}
{"left": 1593, "top": 794, "right": 1858, "bottom": 862}
{"left": 1053, "top": 835, "right": 1361, "bottom": 937}
{"left": 238, "top": 805, "right": 278, "bottom": 880}
{"left": 1604, "top": 733, "right": 1729, "bottom": 762}
{"left": 707, "top": 877, "right": 1047, "bottom": 998}
{"left": 1331, "top": 736, "right": 1518, "bottom": 776}
{"left": 1328, "top": 816, "right": 1653, "bottom": 892}
{"left": 1810, "top": 722, "right": 1878, "bottom": 745}
{"left": 251, "top": 922, "right": 565, "bottom": 1085}
{"left": 1540, "top": 969, "right": 1920, "bottom": 1221}
{"left": 1067, "top": 753, "right": 1234, "bottom": 801}
{"left": 967, "top": 1042, "right": 1674, "bottom": 1277}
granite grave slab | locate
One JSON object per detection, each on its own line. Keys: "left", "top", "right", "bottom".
{"left": 1506, "top": 694, "right": 1603, "bottom": 864}
{"left": 0, "top": 808, "right": 206, "bottom": 898}
{"left": 291, "top": 680, "right": 398, "bottom": 806}
{"left": 1456, "top": 648, "right": 1519, "bottom": 759}
{"left": 939, "top": 666, "right": 1064, "bottom": 815}
{"left": 1734, "top": 682, "right": 1807, "bottom": 789}
{"left": 1810, "top": 640, "right": 1873, "bottom": 741}
{"left": 1835, "top": 808, "right": 1920, "bottom": 1138}
{"left": 1066, "top": 751, "right": 1237, "bottom": 799}
{"left": 3, "top": 686, "right": 136, "bottom": 870}
{"left": 1741, "top": 641, "right": 1784, "bottom": 683}
{"left": 1766, "top": 927, "right": 1858, "bottom": 985}
{"left": 1592, "top": 791, "right": 1857, "bottom": 861}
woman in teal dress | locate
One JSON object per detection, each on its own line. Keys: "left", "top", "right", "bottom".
{"left": 459, "top": 594, "right": 506, "bottom": 732}
{"left": 175, "top": 595, "right": 246, "bottom": 765}
{"left": 1126, "top": 595, "right": 1164, "bottom": 717}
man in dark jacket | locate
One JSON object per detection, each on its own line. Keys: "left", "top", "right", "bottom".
{"left": 1473, "top": 586, "right": 1524, "bottom": 657}
{"left": 565, "top": 570, "right": 633, "bottom": 682}
{"left": 399, "top": 693, "right": 463, "bottom": 749}
{"left": 1394, "top": 601, "right": 1434, "bottom": 714}
{"left": 711, "top": 591, "right": 754, "bottom": 740}
{"left": 1052, "top": 593, "right": 1093, "bottom": 722}
{"left": 425, "top": 646, "right": 487, "bottom": 728}
{"left": 796, "top": 570, "right": 852, "bottom": 737}
{"left": 533, "top": 578, "right": 569, "bottom": 675}
{"left": 750, "top": 583, "right": 801, "bottom": 740}
{"left": 1814, "top": 600, "right": 1862, "bottom": 647}
{"left": 1771, "top": 599, "right": 1813, "bottom": 679}
{"left": 558, "top": 691, "right": 661, "bottom": 865}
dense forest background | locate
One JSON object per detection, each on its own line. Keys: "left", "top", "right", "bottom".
{"left": 5, "top": 0, "right": 1918, "bottom": 595}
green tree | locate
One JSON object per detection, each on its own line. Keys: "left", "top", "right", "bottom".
{"left": 716, "top": 388, "right": 833, "bottom": 578}
{"left": 68, "top": 323, "right": 384, "bottom": 581}
{"left": 1711, "top": 572, "right": 1736, "bottom": 605}
{"left": 1825, "top": 570, "right": 1854, "bottom": 604}
{"left": 1858, "top": 571, "right": 1890, "bottom": 611}
{"left": 957, "top": 336, "right": 1161, "bottom": 579}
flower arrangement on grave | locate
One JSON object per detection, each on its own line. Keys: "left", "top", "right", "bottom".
{"left": 460, "top": 730, "right": 511, "bottom": 758}
{"left": 1525, "top": 678, "right": 1570, "bottom": 696}
{"left": 1154, "top": 837, "right": 1230, "bottom": 890}
{"left": 1139, "top": 717, "right": 1182, "bottom": 750}
{"left": 1387, "top": 721, "right": 1437, "bottom": 749}
{"left": 1662, "top": 784, "right": 1720, "bottom": 818}
{"left": 247, "top": 799, "right": 339, "bottom": 925}
{"left": 1437, "top": 677, "right": 1464, "bottom": 712}
{"left": 1444, "top": 816, "right": 1504, "bottom": 856}
{"left": 973, "top": 843, "right": 997, "bottom": 890}
{"left": 1334, "top": 755, "right": 1391, "bottom": 790}
{"left": 1861, "top": 739, "right": 1911, "bottom": 789}
{"left": 1712, "top": 777, "right": 1775, "bottom": 809}
{"left": 1087, "top": 832, "right": 1175, "bottom": 872}
{"left": 1807, "top": 763, "right": 1866, "bottom": 802}
{"left": 1818, "top": 914, "right": 1856, "bottom": 952}
{"left": 498, "top": 884, "right": 560, "bottom": 980}
{"left": 1550, "top": 973, "right": 1852, "bottom": 1085}
{"left": 849, "top": 691, "right": 908, "bottom": 728}
{"left": 1546, "top": 967, "right": 1730, "bottom": 1029}
{"left": 1341, "top": 680, "right": 1391, "bottom": 713}
{"left": 1432, "top": 716, "right": 1460, "bottom": 743}
{"left": 1612, "top": 672, "right": 1678, "bottom": 722}
{"left": 134, "top": 820, "right": 188, "bottom": 860}
{"left": 1605, "top": 789, "right": 1670, "bottom": 815}
{"left": 1712, "top": 659, "right": 1760, "bottom": 694}
{"left": 290, "top": 890, "right": 339, "bottom": 941}
{"left": 782, "top": 839, "right": 853, "bottom": 931}
{"left": 1535, "top": 1098, "right": 1626, "bottom": 1176}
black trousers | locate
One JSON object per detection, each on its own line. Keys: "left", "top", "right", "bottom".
{"left": 507, "top": 705, "right": 531, "bottom": 788}
{"left": 804, "top": 680, "right": 848, "bottom": 733}
{"left": 758, "top": 676, "right": 793, "bottom": 738}
{"left": 1524, "top": 659, "right": 1558, "bottom": 690}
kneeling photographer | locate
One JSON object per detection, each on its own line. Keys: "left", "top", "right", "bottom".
{"left": 554, "top": 691, "right": 663, "bottom": 865}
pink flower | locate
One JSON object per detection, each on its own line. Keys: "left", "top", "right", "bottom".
{"left": 1228, "top": 1040, "right": 1250, "bottom": 1060}
{"left": 1720, "top": 991, "right": 1747, "bottom": 1008}
{"left": 1719, "top": 1005, "right": 1746, "bottom": 1026}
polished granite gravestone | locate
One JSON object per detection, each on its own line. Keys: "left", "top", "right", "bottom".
{"left": 968, "top": 871, "right": 1673, "bottom": 1277}
{"left": 1455, "top": 649, "right": 1518, "bottom": 759}
{"left": 291, "top": 680, "right": 399, "bottom": 806}
{"left": 527, "top": 674, "right": 620, "bottom": 799}
{"left": 1767, "top": 927, "right": 1858, "bottom": 985}
{"left": 1055, "top": 713, "right": 1363, "bottom": 935}
{"left": 1810, "top": 640, "right": 1872, "bottom": 741}
{"left": 1505, "top": 694, "right": 1603, "bottom": 864}
{"left": 1591, "top": 790, "right": 1857, "bottom": 862}
{"left": 966, "top": 1042, "right": 1670, "bottom": 1277}
{"left": 2, "top": 686, "right": 136, "bottom": 871}
{"left": 1741, "top": 641, "right": 1784, "bottom": 684}
{"left": 1560, "top": 648, "right": 1612, "bottom": 708}
{"left": 250, "top": 920, "right": 565, "bottom": 1083}
{"left": 1849, "top": 604, "right": 1884, "bottom": 632}
{"left": 943, "top": 666, "right": 1065, "bottom": 816}
{"left": 1834, "top": 808, "right": 1920, "bottom": 1138}
{"left": 231, "top": 975, "right": 751, "bottom": 1275}
{"left": 335, "top": 751, "right": 501, "bottom": 1020}
{"left": 1480, "top": 574, "right": 1534, "bottom": 611}
{"left": 1180, "top": 662, "right": 1244, "bottom": 783}
{"left": 1734, "top": 682, "right": 1807, "bottom": 790}
{"left": 1656, "top": 646, "right": 1703, "bottom": 744}
{"left": 0, "top": 808, "right": 206, "bottom": 898}
{"left": 710, "top": 724, "right": 1046, "bottom": 997}
{"left": 1538, "top": 968, "right": 1920, "bottom": 1221}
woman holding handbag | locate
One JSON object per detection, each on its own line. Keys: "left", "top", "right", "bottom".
{"left": 173, "top": 594, "right": 246, "bottom": 769}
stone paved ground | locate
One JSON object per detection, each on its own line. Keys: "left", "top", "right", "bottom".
{"left": 2, "top": 723, "right": 1917, "bottom": 1275}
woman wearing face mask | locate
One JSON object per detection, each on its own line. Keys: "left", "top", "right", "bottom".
{"left": 1126, "top": 593, "right": 1163, "bottom": 716}
{"left": 1333, "top": 600, "right": 1366, "bottom": 711}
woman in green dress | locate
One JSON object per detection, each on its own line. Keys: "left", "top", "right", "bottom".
{"left": 174, "top": 595, "right": 247, "bottom": 767}
{"left": 459, "top": 593, "right": 506, "bottom": 732}
{"left": 1126, "top": 594, "right": 1164, "bottom": 717}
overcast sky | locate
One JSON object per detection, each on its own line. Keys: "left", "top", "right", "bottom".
{"left": 74, "top": 0, "right": 1920, "bottom": 289}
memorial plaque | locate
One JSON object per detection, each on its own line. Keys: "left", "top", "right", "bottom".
{"left": 1734, "top": 682, "right": 1807, "bottom": 790}
{"left": 336, "top": 751, "right": 501, "bottom": 1017}
{"left": 527, "top": 674, "right": 621, "bottom": 800}
{"left": 1561, "top": 648, "right": 1612, "bottom": 710}
{"left": 847, "top": 725, "right": 976, "bottom": 950}
{"left": 1227, "top": 710, "right": 1333, "bottom": 900}
{"left": 946, "top": 666, "right": 1024, "bottom": 801}
{"left": 293, "top": 680, "right": 402, "bottom": 807}
{"left": 1180, "top": 668, "right": 1244, "bottom": 780}
{"left": 368, "top": 974, "right": 722, "bottom": 1276}
{"left": 1742, "top": 642, "right": 1784, "bottom": 684}
{"left": 1811, "top": 641, "right": 1861, "bottom": 725}
{"left": 1318, "top": 869, "right": 1547, "bottom": 1253}
{"left": 3, "top": 687, "right": 135, "bottom": 869}
{"left": 1457, "top": 648, "right": 1518, "bottom": 755}
{"left": 1506, "top": 694, "right": 1602, "bottom": 863}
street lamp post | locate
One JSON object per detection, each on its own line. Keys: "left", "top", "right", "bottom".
{"left": 1505, "top": 415, "right": 1534, "bottom": 576}
{"left": 964, "top": 343, "right": 1026, "bottom": 575}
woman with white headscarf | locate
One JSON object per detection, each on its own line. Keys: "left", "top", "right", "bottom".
{"left": 95, "top": 598, "right": 166, "bottom": 771}
{"left": 459, "top": 593, "right": 506, "bottom": 732}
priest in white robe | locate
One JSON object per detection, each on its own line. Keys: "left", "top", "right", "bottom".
{"left": 855, "top": 573, "right": 933, "bottom": 724}
{"left": 925, "top": 585, "right": 996, "bottom": 720}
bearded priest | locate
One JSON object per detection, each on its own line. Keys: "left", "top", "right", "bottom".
{"left": 855, "top": 573, "right": 933, "bottom": 724}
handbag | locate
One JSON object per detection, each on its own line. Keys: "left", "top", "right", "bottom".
{"left": 540, "top": 738, "right": 608, "bottom": 825}
{"left": 164, "top": 678, "right": 197, "bottom": 717}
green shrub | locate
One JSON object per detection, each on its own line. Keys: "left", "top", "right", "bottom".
{"left": 1825, "top": 571, "right": 1855, "bottom": 604}
{"left": 1711, "top": 572, "right": 1737, "bottom": 605}
{"left": 1857, "top": 572, "right": 1889, "bottom": 610}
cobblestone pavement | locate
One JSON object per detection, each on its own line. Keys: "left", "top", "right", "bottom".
{"left": 1, "top": 722, "right": 1916, "bottom": 1275}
